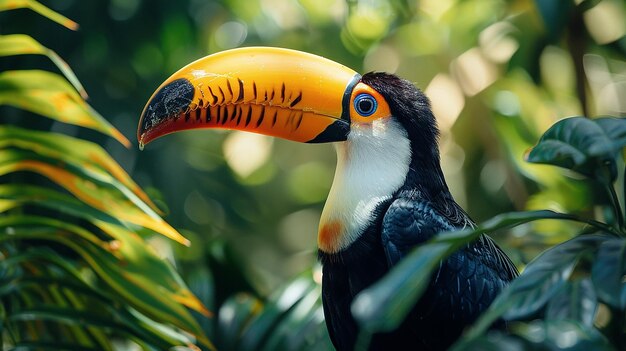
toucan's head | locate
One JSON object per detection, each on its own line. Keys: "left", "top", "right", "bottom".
{"left": 138, "top": 47, "right": 446, "bottom": 253}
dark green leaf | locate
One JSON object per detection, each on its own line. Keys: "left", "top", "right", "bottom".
{"left": 591, "top": 237, "right": 626, "bottom": 308}
{"left": 545, "top": 279, "right": 597, "bottom": 327}
{"left": 595, "top": 117, "right": 626, "bottom": 150}
{"left": 239, "top": 277, "right": 316, "bottom": 351}
{"left": 7, "top": 342, "right": 101, "bottom": 351}
{"left": 468, "top": 234, "right": 606, "bottom": 337}
{"left": 526, "top": 117, "right": 626, "bottom": 182}
{"left": 259, "top": 285, "right": 328, "bottom": 351}
{"left": 535, "top": 0, "right": 575, "bottom": 41}
{"left": 216, "top": 293, "right": 262, "bottom": 351}
{"left": 450, "top": 331, "right": 536, "bottom": 351}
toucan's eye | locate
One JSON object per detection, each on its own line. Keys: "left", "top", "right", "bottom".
{"left": 354, "top": 93, "right": 378, "bottom": 117}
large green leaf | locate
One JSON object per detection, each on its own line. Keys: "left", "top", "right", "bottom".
{"left": 352, "top": 210, "right": 604, "bottom": 334}
{"left": 0, "top": 126, "right": 160, "bottom": 215}
{"left": 591, "top": 237, "right": 626, "bottom": 309}
{"left": 526, "top": 117, "right": 626, "bottom": 182}
{"left": 0, "top": 149, "right": 188, "bottom": 246}
{"left": 545, "top": 279, "right": 597, "bottom": 327}
{"left": 0, "top": 0, "right": 78, "bottom": 30}
{"left": 0, "top": 70, "right": 129, "bottom": 146}
{"left": 0, "top": 34, "right": 86, "bottom": 98}
{"left": 467, "top": 234, "right": 606, "bottom": 338}
{"left": 0, "top": 184, "right": 125, "bottom": 228}
{"left": 0, "top": 216, "right": 211, "bottom": 348}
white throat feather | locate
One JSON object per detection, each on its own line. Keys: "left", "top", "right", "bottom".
{"left": 318, "top": 117, "right": 411, "bottom": 253}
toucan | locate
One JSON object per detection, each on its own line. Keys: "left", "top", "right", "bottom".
{"left": 137, "top": 47, "right": 518, "bottom": 351}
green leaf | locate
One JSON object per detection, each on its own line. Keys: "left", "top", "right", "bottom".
{"left": 352, "top": 210, "right": 600, "bottom": 334}
{"left": 467, "top": 234, "right": 606, "bottom": 338}
{"left": 0, "top": 34, "right": 86, "bottom": 98}
{"left": 238, "top": 277, "right": 316, "bottom": 350}
{"left": 596, "top": 117, "right": 626, "bottom": 150}
{"left": 0, "top": 184, "right": 124, "bottom": 229}
{"left": 535, "top": 0, "right": 575, "bottom": 41}
{"left": 0, "top": 126, "right": 160, "bottom": 214}
{"left": 526, "top": 116, "right": 626, "bottom": 182}
{"left": 7, "top": 342, "right": 101, "bottom": 351}
{"left": 511, "top": 320, "right": 615, "bottom": 351}
{"left": 0, "top": 216, "right": 209, "bottom": 347}
{"left": 591, "top": 237, "right": 626, "bottom": 308}
{"left": 545, "top": 279, "right": 597, "bottom": 327}
{"left": 450, "top": 331, "right": 536, "bottom": 351}
{"left": 0, "top": 148, "right": 188, "bottom": 246}
{"left": 261, "top": 297, "right": 329, "bottom": 351}
{"left": 0, "top": 0, "right": 79, "bottom": 30}
{"left": 217, "top": 293, "right": 263, "bottom": 350}
{"left": 0, "top": 70, "right": 129, "bottom": 146}
{"left": 9, "top": 306, "right": 138, "bottom": 336}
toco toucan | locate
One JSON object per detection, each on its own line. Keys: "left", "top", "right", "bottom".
{"left": 137, "top": 47, "right": 518, "bottom": 351}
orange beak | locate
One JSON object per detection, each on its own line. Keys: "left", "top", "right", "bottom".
{"left": 138, "top": 47, "right": 361, "bottom": 147}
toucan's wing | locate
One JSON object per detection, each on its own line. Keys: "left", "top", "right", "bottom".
{"left": 380, "top": 196, "right": 518, "bottom": 322}
{"left": 381, "top": 197, "right": 457, "bottom": 265}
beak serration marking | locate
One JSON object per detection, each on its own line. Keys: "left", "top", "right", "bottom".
{"left": 290, "top": 91, "right": 303, "bottom": 108}
{"left": 236, "top": 78, "right": 244, "bottom": 103}
{"left": 256, "top": 107, "right": 265, "bottom": 128}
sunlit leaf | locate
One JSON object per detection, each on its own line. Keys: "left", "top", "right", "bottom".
{"left": 545, "top": 279, "right": 597, "bottom": 327}
{"left": 467, "top": 234, "right": 606, "bottom": 338}
{"left": 0, "top": 149, "right": 189, "bottom": 246}
{"left": 0, "top": 70, "right": 129, "bottom": 147}
{"left": 0, "top": 34, "right": 86, "bottom": 98}
{"left": 0, "top": 126, "right": 159, "bottom": 214}
{"left": 352, "top": 210, "right": 605, "bottom": 333}
{"left": 0, "top": 184, "right": 124, "bottom": 228}
{"left": 0, "top": 0, "right": 78, "bottom": 30}
{"left": 526, "top": 116, "right": 626, "bottom": 182}
{"left": 591, "top": 237, "right": 626, "bottom": 309}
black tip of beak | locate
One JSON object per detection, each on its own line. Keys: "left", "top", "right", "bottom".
{"left": 139, "top": 78, "right": 195, "bottom": 137}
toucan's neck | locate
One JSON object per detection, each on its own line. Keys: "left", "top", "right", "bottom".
{"left": 401, "top": 146, "right": 451, "bottom": 200}
{"left": 318, "top": 118, "right": 412, "bottom": 254}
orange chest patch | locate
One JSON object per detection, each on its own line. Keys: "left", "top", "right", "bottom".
{"left": 318, "top": 220, "right": 344, "bottom": 253}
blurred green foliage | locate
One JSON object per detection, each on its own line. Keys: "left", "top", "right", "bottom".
{"left": 1, "top": 0, "right": 624, "bottom": 349}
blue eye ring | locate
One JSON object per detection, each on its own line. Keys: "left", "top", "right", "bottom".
{"left": 353, "top": 93, "right": 378, "bottom": 117}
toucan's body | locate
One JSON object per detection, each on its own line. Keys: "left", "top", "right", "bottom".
{"left": 138, "top": 47, "right": 518, "bottom": 351}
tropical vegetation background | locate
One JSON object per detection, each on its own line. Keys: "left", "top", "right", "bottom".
{"left": 1, "top": 0, "right": 625, "bottom": 350}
